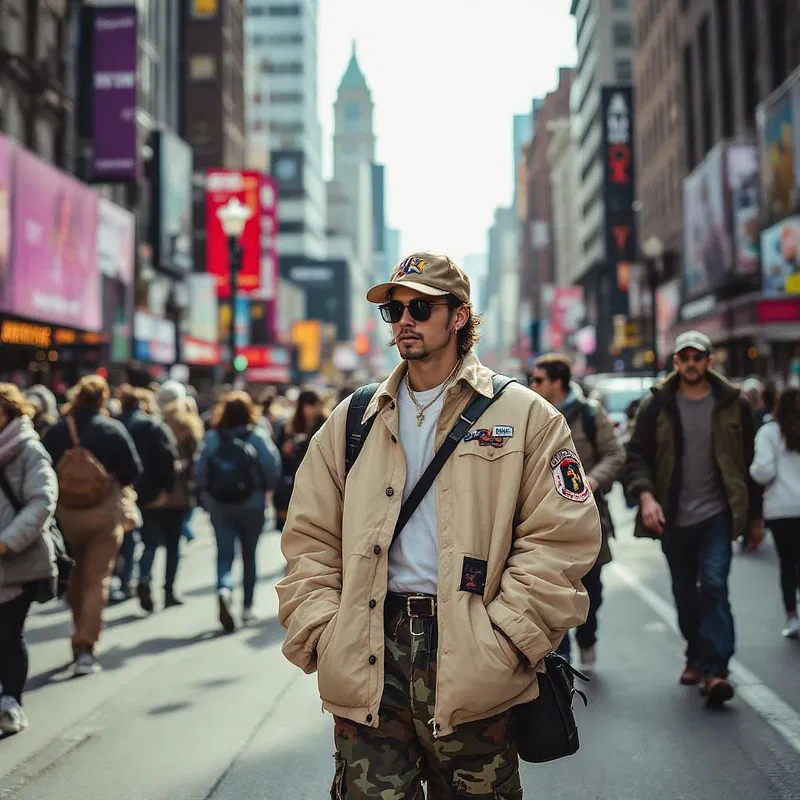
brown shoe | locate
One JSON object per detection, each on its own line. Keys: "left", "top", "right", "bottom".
{"left": 701, "top": 675, "right": 734, "bottom": 707}
{"left": 679, "top": 663, "right": 701, "bottom": 686}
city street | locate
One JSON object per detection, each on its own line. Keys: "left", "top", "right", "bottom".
{"left": 2, "top": 493, "right": 800, "bottom": 800}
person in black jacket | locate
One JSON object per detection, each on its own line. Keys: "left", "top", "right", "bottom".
{"left": 118, "top": 387, "right": 179, "bottom": 613}
{"left": 42, "top": 376, "right": 141, "bottom": 677}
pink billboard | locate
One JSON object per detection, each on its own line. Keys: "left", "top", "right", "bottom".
{"left": 0, "top": 135, "right": 13, "bottom": 311}
{"left": 8, "top": 149, "right": 101, "bottom": 331}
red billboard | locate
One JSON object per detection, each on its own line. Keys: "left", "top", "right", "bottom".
{"left": 206, "top": 169, "right": 261, "bottom": 298}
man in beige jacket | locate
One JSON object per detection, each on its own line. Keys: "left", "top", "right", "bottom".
{"left": 277, "top": 252, "right": 602, "bottom": 799}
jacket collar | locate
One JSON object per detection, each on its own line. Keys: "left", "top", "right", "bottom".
{"left": 653, "top": 369, "right": 740, "bottom": 406}
{"left": 363, "top": 352, "right": 494, "bottom": 422}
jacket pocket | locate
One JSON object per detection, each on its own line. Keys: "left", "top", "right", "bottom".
{"left": 492, "top": 625, "right": 520, "bottom": 670}
{"left": 316, "top": 612, "right": 339, "bottom": 663}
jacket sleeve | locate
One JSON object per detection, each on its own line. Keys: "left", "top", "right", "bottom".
{"left": 153, "top": 423, "right": 178, "bottom": 493}
{"left": 251, "top": 427, "right": 282, "bottom": 491}
{"left": 193, "top": 431, "right": 216, "bottom": 493}
{"left": 586, "top": 403, "right": 625, "bottom": 493}
{"left": 624, "top": 394, "right": 658, "bottom": 501}
{"left": 110, "top": 421, "right": 143, "bottom": 488}
{"left": 276, "top": 412, "right": 345, "bottom": 674}
{"left": 740, "top": 398, "right": 763, "bottom": 520}
{"left": 0, "top": 443, "right": 58, "bottom": 554}
{"left": 486, "top": 413, "right": 602, "bottom": 667}
{"left": 41, "top": 423, "right": 66, "bottom": 469}
{"left": 749, "top": 422, "right": 777, "bottom": 487}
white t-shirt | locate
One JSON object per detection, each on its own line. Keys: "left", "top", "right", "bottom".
{"left": 387, "top": 378, "right": 446, "bottom": 594}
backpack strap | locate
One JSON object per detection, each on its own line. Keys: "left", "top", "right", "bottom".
{"left": 66, "top": 415, "right": 81, "bottom": 448}
{"left": 345, "top": 383, "right": 380, "bottom": 476}
{"left": 391, "top": 374, "right": 516, "bottom": 546}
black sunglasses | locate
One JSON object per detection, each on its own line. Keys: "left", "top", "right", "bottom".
{"left": 378, "top": 298, "right": 449, "bottom": 324}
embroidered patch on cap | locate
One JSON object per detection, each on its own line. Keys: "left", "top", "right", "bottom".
{"left": 396, "top": 255, "right": 425, "bottom": 277}
{"left": 463, "top": 426, "right": 513, "bottom": 448}
{"left": 459, "top": 556, "right": 488, "bottom": 595}
{"left": 550, "top": 449, "right": 590, "bottom": 502}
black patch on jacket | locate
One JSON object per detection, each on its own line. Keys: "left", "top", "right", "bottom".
{"left": 459, "top": 556, "right": 488, "bottom": 595}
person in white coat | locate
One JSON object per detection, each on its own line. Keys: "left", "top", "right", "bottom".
{"left": 750, "top": 387, "right": 800, "bottom": 639}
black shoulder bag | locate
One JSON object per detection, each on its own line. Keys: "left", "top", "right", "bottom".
{"left": 0, "top": 467, "right": 73, "bottom": 603}
{"left": 346, "top": 374, "right": 591, "bottom": 764}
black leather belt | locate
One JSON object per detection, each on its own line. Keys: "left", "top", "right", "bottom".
{"left": 386, "top": 592, "right": 437, "bottom": 618}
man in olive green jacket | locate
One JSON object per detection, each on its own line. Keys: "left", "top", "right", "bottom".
{"left": 624, "top": 331, "right": 763, "bottom": 708}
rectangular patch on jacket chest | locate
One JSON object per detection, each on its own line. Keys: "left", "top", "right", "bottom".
{"left": 459, "top": 556, "right": 488, "bottom": 595}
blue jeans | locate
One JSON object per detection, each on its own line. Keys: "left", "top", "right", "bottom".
{"left": 210, "top": 506, "right": 265, "bottom": 609}
{"left": 662, "top": 511, "right": 735, "bottom": 677}
{"left": 138, "top": 509, "right": 187, "bottom": 592}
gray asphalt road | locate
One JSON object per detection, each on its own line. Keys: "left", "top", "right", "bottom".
{"left": 2, "top": 494, "right": 800, "bottom": 800}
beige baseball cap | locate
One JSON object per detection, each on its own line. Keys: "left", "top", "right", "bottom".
{"left": 673, "top": 330, "right": 712, "bottom": 355}
{"left": 366, "top": 252, "right": 471, "bottom": 304}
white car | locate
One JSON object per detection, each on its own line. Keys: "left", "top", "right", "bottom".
{"left": 588, "top": 376, "right": 659, "bottom": 441}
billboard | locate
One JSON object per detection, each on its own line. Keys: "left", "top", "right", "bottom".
{"left": 153, "top": 129, "right": 193, "bottom": 273}
{"left": 206, "top": 169, "right": 261, "bottom": 298}
{"left": 270, "top": 150, "right": 304, "bottom": 196}
{"left": 656, "top": 279, "right": 682, "bottom": 364}
{"left": 0, "top": 135, "right": 13, "bottom": 310}
{"left": 90, "top": 5, "right": 138, "bottom": 182}
{"left": 259, "top": 176, "right": 279, "bottom": 301}
{"left": 682, "top": 147, "right": 731, "bottom": 302}
{"left": 8, "top": 149, "right": 101, "bottom": 331}
{"left": 726, "top": 144, "right": 761, "bottom": 278}
{"left": 96, "top": 197, "right": 135, "bottom": 284}
{"left": 757, "top": 79, "right": 800, "bottom": 224}
{"left": 760, "top": 215, "right": 800, "bottom": 296}
{"left": 601, "top": 86, "right": 637, "bottom": 266}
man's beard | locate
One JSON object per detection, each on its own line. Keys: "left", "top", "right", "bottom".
{"left": 681, "top": 370, "right": 706, "bottom": 385}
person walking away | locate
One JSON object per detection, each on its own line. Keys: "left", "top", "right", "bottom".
{"left": 750, "top": 387, "right": 800, "bottom": 638}
{"left": 530, "top": 353, "right": 624, "bottom": 670}
{"left": 195, "top": 391, "right": 280, "bottom": 632}
{"left": 24, "top": 385, "right": 58, "bottom": 438}
{"left": 277, "top": 252, "right": 602, "bottom": 798}
{"left": 272, "top": 389, "right": 327, "bottom": 531}
{"left": 624, "top": 331, "right": 764, "bottom": 707}
{"left": 156, "top": 394, "right": 205, "bottom": 597}
{"left": 117, "top": 387, "right": 178, "bottom": 612}
{"left": 43, "top": 376, "right": 141, "bottom": 676}
{"left": 0, "top": 385, "right": 58, "bottom": 735}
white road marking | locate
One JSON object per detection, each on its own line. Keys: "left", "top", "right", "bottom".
{"left": 609, "top": 560, "right": 800, "bottom": 757}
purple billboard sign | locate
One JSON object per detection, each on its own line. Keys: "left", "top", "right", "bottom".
{"left": 9, "top": 149, "right": 101, "bottom": 331}
{"left": 92, "top": 5, "right": 138, "bottom": 182}
{"left": 0, "top": 135, "right": 14, "bottom": 311}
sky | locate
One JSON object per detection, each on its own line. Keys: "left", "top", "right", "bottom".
{"left": 318, "top": 0, "right": 577, "bottom": 269}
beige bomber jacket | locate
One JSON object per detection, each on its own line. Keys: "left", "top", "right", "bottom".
{"left": 276, "top": 354, "right": 602, "bottom": 737}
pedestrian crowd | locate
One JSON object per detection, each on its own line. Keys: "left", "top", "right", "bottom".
{"left": 1, "top": 250, "right": 799, "bottom": 800}
{"left": 0, "top": 374, "right": 345, "bottom": 737}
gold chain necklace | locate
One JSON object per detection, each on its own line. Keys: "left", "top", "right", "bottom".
{"left": 405, "top": 360, "right": 462, "bottom": 427}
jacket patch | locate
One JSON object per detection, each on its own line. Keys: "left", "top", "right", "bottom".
{"left": 459, "top": 556, "right": 487, "bottom": 595}
{"left": 550, "top": 449, "right": 590, "bottom": 502}
{"left": 463, "top": 426, "right": 513, "bottom": 448}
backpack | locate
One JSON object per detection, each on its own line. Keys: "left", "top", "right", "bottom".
{"left": 206, "top": 428, "right": 260, "bottom": 504}
{"left": 57, "top": 415, "right": 111, "bottom": 509}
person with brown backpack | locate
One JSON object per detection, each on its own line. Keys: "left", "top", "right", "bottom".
{"left": 42, "top": 376, "right": 141, "bottom": 676}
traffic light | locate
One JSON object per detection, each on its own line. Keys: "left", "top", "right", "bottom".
{"left": 233, "top": 354, "right": 248, "bottom": 372}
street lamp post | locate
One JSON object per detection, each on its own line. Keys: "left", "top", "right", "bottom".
{"left": 216, "top": 197, "right": 253, "bottom": 382}
{"left": 642, "top": 236, "right": 665, "bottom": 378}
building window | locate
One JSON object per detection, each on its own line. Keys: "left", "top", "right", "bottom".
{"left": 611, "top": 0, "right": 628, "bottom": 7}
{"left": 189, "top": 55, "right": 217, "bottom": 81}
{"left": 270, "top": 92, "right": 303, "bottom": 103}
{"left": 270, "top": 121, "right": 304, "bottom": 134}
{"left": 268, "top": 4, "right": 300, "bottom": 15}
{"left": 262, "top": 61, "right": 303, "bottom": 75}
{"left": 615, "top": 58, "right": 633, "bottom": 82}
{"left": 264, "top": 33, "right": 303, "bottom": 45}
{"left": 248, "top": 5, "right": 266, "bottom": 16}
{"left": 613, "top": 22, "right": 634, "bottom": 47}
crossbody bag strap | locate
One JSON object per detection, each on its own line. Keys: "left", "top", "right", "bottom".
{"left": 391, "top": 374, "right": 517, "bottom": 547}
{"left": 0, "top": 466, "right": 22, "bottom": 513}
{"left": 345, "top": 383, "right": 380, "bottom": 476}
{"left": 66, "top": 414, "right": 81, "bottom": 448}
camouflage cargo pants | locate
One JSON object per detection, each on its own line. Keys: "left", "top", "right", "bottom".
{"left": 331, "top": 598, "right": 522, "bottom": 799}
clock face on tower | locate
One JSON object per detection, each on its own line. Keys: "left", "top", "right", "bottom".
{"left": 345, "top": 102, "right": 360, "bottom": 131}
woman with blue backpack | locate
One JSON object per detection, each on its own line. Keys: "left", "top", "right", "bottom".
{"left": 194, "top": 391, "right": 280, "bottom": 633}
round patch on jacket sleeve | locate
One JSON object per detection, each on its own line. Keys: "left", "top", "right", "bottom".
{"left": 550, "top": 449, "right": 591, "bottom": 502}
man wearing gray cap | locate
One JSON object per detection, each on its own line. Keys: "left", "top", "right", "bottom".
{"left": 278, "top": 252, "right": 601, "bottom": 798}
{"left": 625, "top": 331, "right": 763, "bottom": 708}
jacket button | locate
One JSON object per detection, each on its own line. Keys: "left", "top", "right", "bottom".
{"left": 390, "top": 402, "right": 395, "bottom": 409}
{"left": 385, "top": 487, "right": 394, "bottom": 496}
{"left": 391, "top": 435, "right": 397, "bottom": 443}
{"left": 366, "top": 714, "right": 373, "bottom": 723}
{"left": 373, "top": 544, "right": 382, "bottom": 555}
{"left": 369, "top": 599, "right": 376, "bottom": 609}
{"left": 369, "top": 654, "right": 377, "bottom": 665}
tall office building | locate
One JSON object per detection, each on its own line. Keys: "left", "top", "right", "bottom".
{"left": 512, "top": 112, "right": 533, "bottom": 205}
{"left": 245, "top": 0, "right": 326, "bottom": 261}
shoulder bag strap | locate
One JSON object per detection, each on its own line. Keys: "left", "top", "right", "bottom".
{"left": 66, "top": 414, "right": 81, "bottom": 448}
{"left": 345, "top": 383, "right": 380, "bottom": 476}
{"left": 0, "top": 466, "right": 22, "bottom": 513}
{"left": 391, "top": 374, "right": 517, "bottom": 546}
